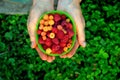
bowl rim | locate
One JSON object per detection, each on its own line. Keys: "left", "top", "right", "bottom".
{"left": 36, "top": 10, "right": 76, "bottom": 56}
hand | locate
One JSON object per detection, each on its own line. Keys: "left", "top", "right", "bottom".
{"left": 57, "top": 0, "right": 86, "bottom": 58}
{"left": 27, "top": 0, "right": 55, "bottom": 62}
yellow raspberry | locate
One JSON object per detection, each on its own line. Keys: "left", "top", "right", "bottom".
{"left": 48, "top": 20, "right": 54, "bottom": 26}
{"left": 66, "top": 18, "right": 70, "bottom": 23}
{"left": 43, "top": 26, "right": 48, "bottom": 32}
{"left": 42, "top": 36, "right": 47, "bottom": 40}
{"left": 63, "top": 47, "right": 68, "bottom": 52}
{"left": 39, "top": 25, "right": 44, "bottom": 30}
{"left": 49, "top": 15, "right": 54, "bottom": 20}
{"left": 49, "top": 32, "right": 55, "bottom": 39}
{"left": 43, "top": 14, "right": 49, "bottom": 20}
{"left": 67, "top": 43, "right": 72, "bottom": 48}
{"left": 48, "top": 26, "right": 53, "bottom": 31}
{"left": 46, "top": 48, "right": 52, "bottom": 54}
{"left": 41, "top": 32, "right": 46, "bottom": 36}
{"left": 57, "top": 25, "right": 63, "bottom": 30}
{"left": 44, "top": 21, "right": 49, "bottom": 26}
{"left": 40, "top": 19, "right": 45, "bottom": 25}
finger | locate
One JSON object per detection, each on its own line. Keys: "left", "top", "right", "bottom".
{"left": 47, "top": 56, "right": 54, "bottom": 63}
{"left": 51, "top": 56, "right": 55, "bottom": 60}
{"left": 35, "top": 46, "right": 47, "bottom": 61}
{"left": 71, "top": 9, "right": 86, "bottom": 47}
{"left": 66, "top": 40, "right": 79, "bottom": 58}
{"left": 60, "top": 54, "right": 67, "bottom": 58}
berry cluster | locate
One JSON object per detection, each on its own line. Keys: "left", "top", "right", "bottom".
{"left": 37, "top": 13, "right": 74, "bottom": 54}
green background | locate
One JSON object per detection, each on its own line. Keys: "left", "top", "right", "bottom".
{"left": 0, "top": 0, "right": 120, "bottom": 80}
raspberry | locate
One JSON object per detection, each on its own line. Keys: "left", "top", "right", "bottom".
{"left": 46, "top": 48, "right": 52, "bottom": 54}
{"left": 42, "top": 36, "right": 47, "bottom": 40}
{"left": 44, "top": 21, "right": 49, "bottom": 26}
{"left": 61, "top": 20, "right": 67, "bottom": 27}
{"left": 43, "top": 26, "right": 49, "bottom": 32}
{"left": 48, "top": 26, "right": 52, "bottom": 31}
{"left": 66, "top": 18, "right": 70, "bottom": 23}
{"left": 43, "top": 14, "right": 49, "bottom": 20}
{"left": 52, "top": 44, "right": 60, "bottom": 52}
{"left": 41, "top": 32, "right": 46, "bottom": 36}
{"left": 49, "top": 32, "right": 55, "bottom": 39}
{"left": 67, "top": 23, "right": 73, "bottom": 29}
{"left": 40, "top": 19, "right": 45, "bottom": 25}
{"left": 37, "top": 30, "right": 42, "bottom": 35}
{"left": 48, "top": 20, "right": 54, "bottom": 26}
{"left": 43, "top": 45, "right": 49, "bottom": 50}
{"left": 38, "top": 37, "right": 45, "bottom": 44}
{"left": 54, "top": 14, "right": 61, "bottom": 22}
{"left": 68, "top": 39, "right": 72, "bottom": 44}
{"left": 56, "top": 30, "right": 65, "bottom": 39}
{"left": 61, "top": 15, "right": 66, "bottom": 20}
{"left": 45, "top": 38, "right": 52, "bottom": 47}
{"left": 61, "top": 35, "right": 69, "bottom": 43}
{"left": 56, "top": 47, "right": 63, "bottom": 54}
{"left": 52, "top": 38, "right": 59, "bottom": 44}
{"left": 52, "top": 27, "right": 58, "bottom": 33}
{"left": 67, "top": 29, "right": 74, "bottom": 38}
{"left": 63, "top": 47, "right": 68, "bottom": 52}
{"left": 60, "top": 42, "right": 66, "bottom": 47}
{"left": 49, "top": 15, "right": 54, "bottom": 20}
{"left": 57, "top": 25, "right": 63, "bottom": 30}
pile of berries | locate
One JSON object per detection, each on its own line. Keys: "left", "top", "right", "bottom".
{"left": 37, "top": 13, "right": 74, "bottom": 54}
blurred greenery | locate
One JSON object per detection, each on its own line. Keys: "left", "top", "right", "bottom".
{"left": 0, "top": 0, "right": 120, "bottom": 80}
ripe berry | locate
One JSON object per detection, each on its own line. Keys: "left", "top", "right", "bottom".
{"left": 37, "top": 30, "right": 42, "bottom": 35}
{"left": 48, "top": 20, "right": 54, "bottom": 26}
{"left": 38, "top": 37, "right": 45, "bottom": 44}
{"left": 54, "top": 14, "right": 61, "bottom": 22}
{"left": 45, "top": 38, "right": 52, "bottom": 47}
{"left": 49, "top": 15, "right": 54, "bottom": 20}
{"left": 43, "top": 14, "right": 49, "bottom": 20}
{"left": 46, "top": 48, "right": 52, "bottom": 54}
{"left": 40, "top": 19, "right": 45, "bottom": 25}
{"left": 60, "top": 42, "right": 66, "bottom": 47}
{"left": 56, "top": 30, "right": 64, "bottom": 39}
{"left": 49, "top": 32, "right": 55, "bottom": 39}
{"left": 57, "top": 25, "right": 63, "bottom": 30}
{"left": 52, "top": 38, "right": 59, "bottom": 44}
{"left": 52, "top": 27, "right": 58, "bottom": 33}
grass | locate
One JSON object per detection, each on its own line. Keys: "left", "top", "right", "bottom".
{"left": 0, "top": 0, "right": 120, "bottom": 80}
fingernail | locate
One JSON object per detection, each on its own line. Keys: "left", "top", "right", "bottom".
{"left": 81, "top": 42, "right": 86, "bottom": 48}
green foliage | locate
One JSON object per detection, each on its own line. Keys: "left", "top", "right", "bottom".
{"left": 0, "top": 0, "right": 120, "bottom": 80}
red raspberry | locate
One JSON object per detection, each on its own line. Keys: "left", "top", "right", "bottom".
{"left": 52, "top": 27, "right": 58, "bottom": 33}
{"left": 52, "top": 38, "right": 59, "bottom": 44}
{"left": 60, "top": 42, "right": 66, "bottom": 47}
{"left": 61, "top": 35, "right": 69, "bottom": 43}
{"left": 37, "top": 30, "right": 42, "bottom": 35}
{"left": 67, "top": 23, "right": 73, "bottom": 29}
{"left": 61, "top": 15, "right": 66, "bottom": 20}
{"left": 43, "top": 45, "right": 49, "bottom": 50}
{"left": 52, "top": 44, "right": 60, "bottom": 52}
{"left": 56, "top": 47, "right": 63, "bottom": 54}
{"left": 56, "top": 30, "right": 65, "bottom": 39}
{"left": 38, "top": 37, "right": 45, "bottom": 44}
{"left": 45, "top": 38, "right": 52, "bottom": 47}
{"left": 61, "top": 20, "right": 67, "bottom": 27}
{"left": 54, "top": 14, "right": 61, "bottom": 22}
{"left": 67, "top": 29, "right": 74, "bottom": 38}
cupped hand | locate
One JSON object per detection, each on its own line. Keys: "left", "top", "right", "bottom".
{"left": 27, "top": 0, "right": 55, "bottom": 62}
{"left": 57, "top": 0, "right": 86, "bottom": 58}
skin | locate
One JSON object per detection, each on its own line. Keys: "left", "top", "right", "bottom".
{"left": 27, "top": 0, "right": 86, "bottom": 62}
